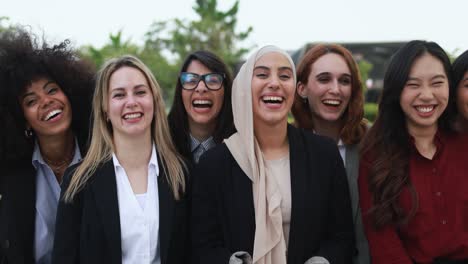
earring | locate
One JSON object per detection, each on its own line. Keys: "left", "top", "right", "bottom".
{"left": 301, "top": 96, "right": 308, "bottom": 104}
{"left": 24, "top": 128, "right": 33, "bottom": 138}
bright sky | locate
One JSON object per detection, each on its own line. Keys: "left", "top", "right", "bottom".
{"left": 2, "top": 0, "right": 467, "bottom": 57}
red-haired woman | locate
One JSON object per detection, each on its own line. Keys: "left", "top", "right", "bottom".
{"left": 292, "top": 44, "right": 370, "bottom": 264}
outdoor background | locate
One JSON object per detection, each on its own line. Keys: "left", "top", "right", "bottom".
{"left": 2, "top": 0, "right": 468, "bottom": 121}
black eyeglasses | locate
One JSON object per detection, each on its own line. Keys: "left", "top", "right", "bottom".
{"left": 179, "top": 72, "right": 225, "bottom": 91}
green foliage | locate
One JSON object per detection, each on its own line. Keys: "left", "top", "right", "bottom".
{"left": 79, "top": 31, "right": 140, "bottom": 67}
{"left": 0, "top": 17, "right": 12, "bottom": 33}
{"left": 145, "top": 0, "right": 252, "bottom": 69}
{"left": 81, "top": 0, "right": 252, "bottom": 105}
{"left": 364, "top": 103, "right": 378, "bottom": 123}
{"left": 357, "top": 59, "right": 373, "bottom": 93}
{"left": 79, "top": 30, "right": 176, "bottom": 101}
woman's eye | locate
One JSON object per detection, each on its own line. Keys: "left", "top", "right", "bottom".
{"left": 280, "top": 74, "right": 291, "bottom": 80}
{"left": 48, "top": 87, "right": 58, "bottom": 94}
{"left": 432, "top": 81, "right": 444, "bottom": 87}
{"left": 113, "top": 93, "right": 124, "bottom": 98}
{"left": 136, "top": 90, "right": 146, "bottom": 95}
{"left": 25, "top": 99, "right": 36, "bottom": 107}
{"left": 340, "top": 78, "right": 351, "bottom": 85}
{"left": 256, "top": 73, "right": 268, "bottom": 78}
{"left": 406, "top": 83, "right": 419, "bottom": 88}
{"left": 318, "top": 78, "right": 330, "bottom": 83}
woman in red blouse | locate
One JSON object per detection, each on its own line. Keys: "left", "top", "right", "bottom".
{"left": 359, "top": 40, "right": 468, "bottom": 264}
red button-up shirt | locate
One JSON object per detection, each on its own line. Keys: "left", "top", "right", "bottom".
{"left": 359, "top": 131, "right": 468, "bottom": 264}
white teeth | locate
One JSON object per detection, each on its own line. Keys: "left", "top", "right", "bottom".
{"left": 323, "top": 100, "right": 341, "bottom": 106}
{"left": 124, "top": 113, "right": 142, "bottom": 119}
{"left": 45, "top": 109, "right": 62, "bottom": 121}
{"left": 262, "top": 96, "right": 283, "bottom": 102}
{"left": 416, "top": 106, "right": 434, "bottom": 113}
{"left": 193, "top": 100, "right": 213, "bottom": 105}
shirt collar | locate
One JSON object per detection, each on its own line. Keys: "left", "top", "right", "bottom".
{"left": 190, "top": 134, "right": 216, "bottom": 152}
{"left": 32, "top": 138, "right": 82, "bottom": 169}
{"left": 337, "top": 138, "right": 344, "bottom": 147}
{"left": 112, "top": 143, "right": 159, "bottom": 177}
{"left": 409, "top": 129, "right": 446, "bottom": 159}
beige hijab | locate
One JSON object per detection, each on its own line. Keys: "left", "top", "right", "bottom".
{"left": 225, "top": 46, "right": 296, "bottom": 264}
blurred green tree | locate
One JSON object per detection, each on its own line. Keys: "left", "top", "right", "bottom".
{"left": 79, "top": 30, "right": 176, "bottom": 101}
{"left": 357, "top": 58, "right": 373, "bottom": 93}
{"left": 80, "top": 0, "right": 252, "bottom": 104}
{"left": 145, "top": 0, "right": 253, "bottom": 69}
{"left": 0, "top": 17, "right": 12, "bottom": 33}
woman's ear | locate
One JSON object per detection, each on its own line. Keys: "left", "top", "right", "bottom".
{"left": 297, "top": 82, "right": 308, "bottom": 99}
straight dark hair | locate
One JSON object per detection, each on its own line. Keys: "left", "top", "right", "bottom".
{"left": 453, "top": 50, "right": 468, "bottom": 90}
{"left": 168, "top": 50, "right": 235, "bottom": 162}
{"left": 360, "top": 40, "right": 454, "bottom": 229}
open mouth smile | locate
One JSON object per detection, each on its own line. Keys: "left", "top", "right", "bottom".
{"left": 322, "top": 99, "right": 342, "bottom": 107}
{"left": 123, "top": 112, "right": 143, "bottom": 120}
{"left": 42, "top": 108, "right": 63, "bottom": 122}
{"left": 192, "top": 99, "right": 213, "bottom": 109}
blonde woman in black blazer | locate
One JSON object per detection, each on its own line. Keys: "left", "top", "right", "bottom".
{"left": 52, "top": 56, "right": 190, "bottom": 264}
{"left": 191, "top": 46, "right": 354, "bottom": 264}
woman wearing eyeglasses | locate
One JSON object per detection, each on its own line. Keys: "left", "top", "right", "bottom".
{"left": 168, "top": 51, "right": 235, "bottom": 164}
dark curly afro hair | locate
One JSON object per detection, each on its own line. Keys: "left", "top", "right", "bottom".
{"left": 0, "top": 27, "right": 95, "bottom": 162}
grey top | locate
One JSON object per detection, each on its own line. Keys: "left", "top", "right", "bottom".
{"left": 190, "top": 134, "right": 216, "bottom": 163}
{"left": 345, "top": 144, "right": 371, "bottom": 264}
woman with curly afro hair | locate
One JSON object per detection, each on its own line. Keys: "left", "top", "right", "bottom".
{"left": 0, "top": 27, "right": 95, "bottom": 264}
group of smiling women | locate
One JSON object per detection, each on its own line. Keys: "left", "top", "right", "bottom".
{"left": 0, "top": 27, "right": 467, "bottom": 264}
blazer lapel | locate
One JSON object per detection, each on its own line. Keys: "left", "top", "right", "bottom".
{"left": 157, "top": 154, "right": 174, "bottom": 264}
{"left": 345, "top": 144, "right": 360, "bottom": 220}
{"left": 7, "top": 164, "right": 36, "bottom": 262}
{"left": 91, "top": 160, "right": 122, "bottom": 263}
{"left": 286, "top": 125, "right": 308, "bottom": 262}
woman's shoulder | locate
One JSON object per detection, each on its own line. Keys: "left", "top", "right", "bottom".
{"left": 61, "top": 159, "right": 112, "bottom": 191}
{"left": 289, "top": 125, "right": 339, "bottom": 154}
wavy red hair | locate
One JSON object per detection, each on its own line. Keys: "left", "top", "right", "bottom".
{"left": 291, "top": 44, "right": 367, "bottom": 145}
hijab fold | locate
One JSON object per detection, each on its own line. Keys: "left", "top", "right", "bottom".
{"left": 225, "top": 45, "right": 296, "bottom": 264}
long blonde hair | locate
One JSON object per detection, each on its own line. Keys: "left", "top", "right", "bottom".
{"left": 64, "top": 55, "right": 186, "bottom": 202}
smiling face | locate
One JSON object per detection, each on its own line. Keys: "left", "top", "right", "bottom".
{"left": 20, "top": 77, "right": 72, "bottom": 138}
{"left": 181, "top": 60, "right": 225, "bottom": 135}
{"left": 456, "top": 71, "right": 468, "bottom": 121}
{"left": 107, "top": 66, "right": 154, "bottom": 139}
{"left": 400, "top": 53, "right": 449, "bottom": 134}
{"left": 251, "top": 52, "right": 295, "bottom": 127}
{"left": 297, "top": 53, "right": 352, "bottom": 124}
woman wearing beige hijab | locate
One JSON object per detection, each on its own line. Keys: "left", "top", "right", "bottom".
{"left": 191, "top": 46, "right": 354, "bottom": 264}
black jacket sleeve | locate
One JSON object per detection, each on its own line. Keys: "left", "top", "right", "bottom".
{"left": 51, "top": 166, "right": 82, "bottom": 264}
{"left": 317, "top": 141, "right": 355, "bottom": 263}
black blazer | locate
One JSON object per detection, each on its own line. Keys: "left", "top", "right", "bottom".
{"left": 0, "top": 140, "right": 88, "bottom": 264}
{"left": 0, "top": 158, "right": 36, "bottom": 264}
{"left": 52, "top": 155, "right": 190, "bottom": 264}
{"left": 191, "top": 125, "right": 354, "bottom": 264}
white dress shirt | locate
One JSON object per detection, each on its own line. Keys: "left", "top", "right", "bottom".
{"left": 337, "top": 138, "right": 346, "bottom": 167}
{"left": 113, "top": 144, "right": 161, "bottom": 264}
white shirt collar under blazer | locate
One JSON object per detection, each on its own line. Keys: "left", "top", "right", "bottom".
{"left": 112, "top": 144, "right": 161, "bottom": 264}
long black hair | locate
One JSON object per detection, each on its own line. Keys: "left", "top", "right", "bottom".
{"left": 361, "top": 40, "right": 454, "bottom": 228}
{"left": 453, "top": 50, "right": 468, "bottom": 91}
{"left": 168, "top": 50, "right": 235, "bottom": 162}
{"left": 0, "top": 27, "right": 95, "bottom": 161}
